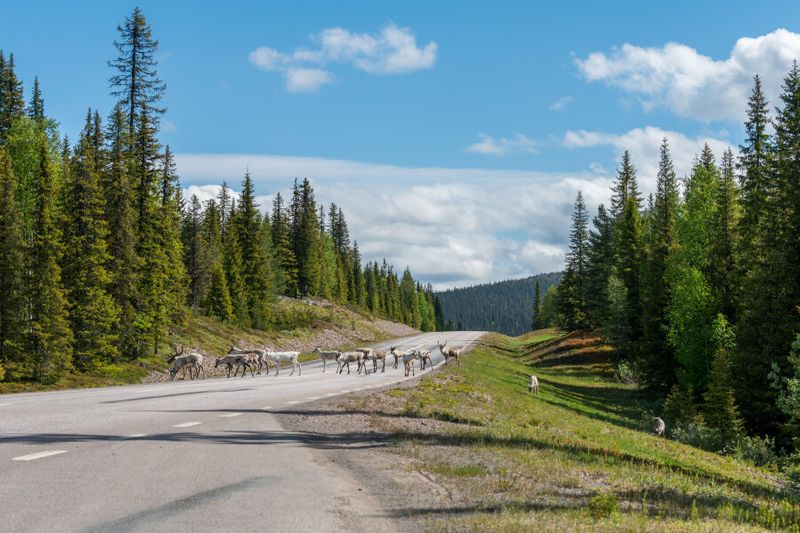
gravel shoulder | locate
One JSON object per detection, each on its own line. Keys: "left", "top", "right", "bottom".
{"left": 273, "top": 366, "right": 477, "bottom": 532}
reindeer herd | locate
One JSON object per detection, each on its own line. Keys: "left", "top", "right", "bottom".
{"left": 166, "top": 341, "right": 464, "bottom": 381}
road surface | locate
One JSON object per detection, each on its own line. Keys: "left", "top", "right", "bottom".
{"left": 0, "top": 331, "right": 485, "bottom": 532}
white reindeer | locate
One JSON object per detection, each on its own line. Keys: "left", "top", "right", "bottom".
{"left": 437, "top": 341, "right": 461, "bottom": 367}
{"left": 528, "top": 374, "right": 539, "bottom": 394}
{"left": 313, "top": 346, "right": 341, "bottom": 373}
{"left": 390, "top": 346, "right": 405, "bottom": 369}
{"left": 266, "top": 349, "right": 302, "bottom": 376}
{"left": 168, "top": 346, "right": 205, "bottom": 380}
{"left": 653, "top": 417, "right": 666, "bottom": 436}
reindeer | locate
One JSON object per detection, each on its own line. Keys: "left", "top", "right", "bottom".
{"left": 228, "top": 345, "right": 271, "bottom": 375}
{"left": 390, "top": 346, "right": 403, "bottom": 369}
{"left": 358, "top": 348, "right": 387, "bottom": 373}
{"left": 214, "top": 354, "right": 255, "bottom": 378}
{"left": 437, "top": 341, "right": 461, "bottom": 367}
{"left": 417, "top": 349, "right": 433, "bottom": 370}
{"left": 168, "top": 346, "right": 205, "bottom": 380}
{"left": 313, "top": 346, "right": 341, "bottom": 373}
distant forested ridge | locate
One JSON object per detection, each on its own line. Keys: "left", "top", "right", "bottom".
{"left": 0, "top": 8, "right": 438, "bottom": 385}
{"left": 435, "top": 273, "right": 562, "bottom": 336}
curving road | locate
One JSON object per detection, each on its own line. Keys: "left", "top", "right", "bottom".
{"left": 0, "top": 331, "right": 484, "bottom": 532}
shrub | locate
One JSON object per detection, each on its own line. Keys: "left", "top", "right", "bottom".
{"left": 614, "top": 359, "right": 642, "bottom": 386}
{"left": 0, "top": 362, "right": 4, "bottom": 381}
{"left": 588, "top": 492, "right": 619, "bottom": 519}
{"left": 782, "top": 456, "right": 800, "bottom": 501}
{"left": 729, "top": 435, "right": 777, "bottom": 468}
{"left": 670, "top": 418, "right": 725, "bottom": 453}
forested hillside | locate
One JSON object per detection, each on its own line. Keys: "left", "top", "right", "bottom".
{"left": 548, "top": 71, "right": 800, "bottom": 464}
{"left": 0, "top": 8, "right": 439, "bottom": 386}
{"left": 436, "top": 272, "right": 561, "bottom": 335}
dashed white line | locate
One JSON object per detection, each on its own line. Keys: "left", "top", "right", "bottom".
{"left": 219, "top": 413, "right": 242, "bottom": 418}
{"left": 325, "top": 393, "right": 337, "bottom": 397}
{"left": 286, "top": 401, "right": 300, "bottom": 405}
{"left": 173, "top": 422, "right": 201, "bottom": 428}
{"left": 340, "top": 390, "right": 351, "bottom": 394}
{"left": 306, "top": 396, "right": 321, "bottom": 400}
{"left": 261, "top": 406, "right": 272, "bottom": 410}
{"left": 13, "top": 450, "right": 67, "bottom": 461}
{"left": 0, "top": 403, "right": 9, "bottom": 407}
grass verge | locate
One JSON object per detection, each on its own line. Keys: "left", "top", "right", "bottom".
{"left": 348, "top": 329, "right": 798, "bottom": 531}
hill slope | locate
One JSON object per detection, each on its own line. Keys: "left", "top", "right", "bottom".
{"left": 436, "top": 272, "right": 562, "bottom": 335}
{"left": 296, "top": 330, "right": 795, "bottom": 531}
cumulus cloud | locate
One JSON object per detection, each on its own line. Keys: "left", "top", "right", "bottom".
{"left": 466, "top": 133, "right": 538, "bottom": 156}
{"left": 549, "top": 96, "right": 574, "bottom": 111}
{"left": 576, "top": 28, "right": 800, "bottom": 121}
{"left": 248, "top": 24, "right": 436, "bottom": 91}
{"left": 564, "top": 126, "right": 734, "bottom": 193}
{"left": 175, "top": 152, "right": 609, "bottom": 288}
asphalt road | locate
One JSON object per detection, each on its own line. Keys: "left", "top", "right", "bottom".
{"left": 0, "top": 330, "right": 485, "bottom": 533}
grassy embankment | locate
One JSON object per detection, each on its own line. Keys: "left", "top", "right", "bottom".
{"left": 0, "top": 298, "right": 415, "bottom": 394}
{"left": 364, "top": 330, "right": 798, "bottom": 531}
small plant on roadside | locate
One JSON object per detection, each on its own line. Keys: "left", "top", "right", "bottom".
{"left": 587, "top": 492, "right": 619, "bottom": 519}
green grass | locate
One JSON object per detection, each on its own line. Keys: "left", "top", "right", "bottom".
{"left": 366, "top": 331, "right": 799, "bottom": 532}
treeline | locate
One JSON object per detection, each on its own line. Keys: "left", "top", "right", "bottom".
{"left": 545, "top": 69, "right": 800, "bottom": 452}
{"left": 0, "top": 8, "right": 435, "bottom": 384}
{"left": 437, "top": 272, "right": 562, "bottom": 336}
{"left": 182, "top": 177, "right": 441, "bottom": 332}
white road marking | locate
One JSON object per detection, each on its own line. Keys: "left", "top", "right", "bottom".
{"left": 0, "top": 403, "right": 9, "bottom": 407}
{"left": 340, "top": 390, "right": 351, "bottom": 394}
{"left": 306, "top": 396, "right": 320, "bottom": 400}
{"left": 118, "top": 434, "right": 147, "bottom": 440}
{"left": 261, "top": 406, "right": 272, "bottom": 410}
{"left": 13, "top": 450, "right": 67, "bottom": 461}
{"left": 325, "top": 393, "right": 337, "bottom": 396}
{"left": 173, "top": 422, "right": 201, "bottom": 428}
{"left": 219, "top": 413, "right": 242, "bottom": 418}
{"left": 286, "top": 401, "right": 300, "bottom": 405}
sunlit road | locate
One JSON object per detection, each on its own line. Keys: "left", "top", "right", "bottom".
{"left": 0, "top": 331, "right": 484, "bottom": 532}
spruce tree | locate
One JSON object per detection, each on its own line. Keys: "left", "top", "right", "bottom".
{"left": 703, "top": 314, "right": 743, "bottom": 442}
{"left": 556, "top": 191, "right": 590, "bottom": 330}
{"left": 62, "top": 113, "right": 120, "bottom": 370}
{"left": 293, "top": 178, "right": 321, "bottom": 297}
{"left": 27, "top": 133, "right": 72, "bottom": 382}
{"left": 709, "top": 148, "right": 739, "bottom": 320}
{"left": 237, "top": 172, "right": 272, "bottom": 328}
{"left": 640, "top": 139, "right": 679, "bottom": 389}
{"left": 531, "top": 280, "right": 541, "bottom": 330}
{"left": 0, "top": 51, "right": 25, "bottom": 143}
{"left": 222, "top": 200, "right": 249, "bottom": 326}
{"left": 0, "top": 147, "right": 25, "bottom": 376}
{"left": 182, "top": 194, "right": 206, "bottom": 307}
{"left": 27, "top": 76, "right": 44, "bottom": 121}
{"left": 201, "top": 201, "right": 232, "bottom": 321}
{"left": 585, "top": 204, "right": 614, "bottom": 327}
{"left": 271, "top": 192, "right": 297, "bottom": 296}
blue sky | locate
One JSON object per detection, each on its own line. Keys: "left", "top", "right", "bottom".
{"left": 3, "top": 1, "right": 800, "bottom": 286}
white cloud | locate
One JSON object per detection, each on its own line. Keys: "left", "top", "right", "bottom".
{"left": 249, "top": 24, "right": 436, "bottom": 91}
{"left": 466, "top": 133, "right": 538, "bottom": 156}
{"left": 549, "top": 96, "right": 574, "bottom": 111}
{"left": 564, "top": 126, "right": 734, "bottom": 193}
{"left": 285, "top": 68, "right": 333, "bottom": 92}
{"left": 175, "top": 152, "right": 610, "bottom": 288}
{"left": 576, "top": 28, "right": 800, "bottom": 121}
